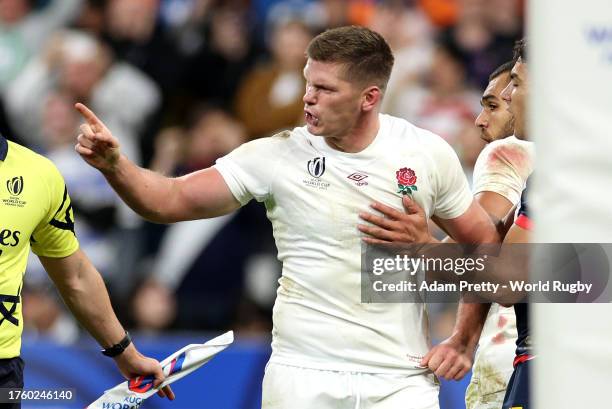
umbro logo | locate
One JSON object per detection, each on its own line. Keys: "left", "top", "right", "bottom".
{"left": 347, "top": 172, "right": 368, "bottom": 186}
{"left": 347, "top": 173, "right": 367, "bottom": 182}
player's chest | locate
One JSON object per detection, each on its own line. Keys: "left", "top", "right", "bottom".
{"left": 269, "top": 151, "right": 437, "bottom": 231}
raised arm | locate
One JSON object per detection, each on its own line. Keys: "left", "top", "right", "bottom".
{"left": 74, "top": 103, "right": 240, "bottom": 223}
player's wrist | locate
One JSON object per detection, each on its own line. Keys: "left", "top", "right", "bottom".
{"left": 447, "top": 330, "right": 478, "bottom": 353}
{"left": 112, "top": 342, "right": 139, "bottom": 365}
{"left": 100, "top": 152, "right": 125, "bottom": 176}
{"left": 101, "top": 331, "right": 132, "bottom": 357}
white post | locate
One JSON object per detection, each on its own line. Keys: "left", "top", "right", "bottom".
{"left": 531, "top": 0, "right": 612, "bottom": 407}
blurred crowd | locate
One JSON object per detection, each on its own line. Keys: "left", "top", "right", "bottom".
{"left": 6, "top": 0, "right": 523, "bottom": 342}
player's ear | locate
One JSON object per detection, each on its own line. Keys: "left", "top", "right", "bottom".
{"left": 361, "top": 86, "right": 381, "bottom": 112}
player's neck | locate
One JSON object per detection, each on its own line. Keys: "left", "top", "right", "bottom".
{"left": 325, "top": 112, "right": 380, "bottom": 153}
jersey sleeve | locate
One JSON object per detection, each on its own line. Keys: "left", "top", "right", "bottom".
{"left": 214, "top": 131, "right": 291, "bottom": 205}
{"left": 428, "top": 134, "right": 473, "bottom": 219}
{"left": 30, "top": 159, "right": 79, "bottom": 258}
{"left": 473, "top": 138, "right": 534, "bottom": 205}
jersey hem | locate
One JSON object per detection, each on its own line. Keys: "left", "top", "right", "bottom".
{"left": 268, "top": 355, "right": 430, "bottom": 375}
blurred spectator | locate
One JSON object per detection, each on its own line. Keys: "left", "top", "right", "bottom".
{"left": 439, "top": 0, "right": 522, "bottom": 87}
{"left": 264, "top": 0, "right": 349, "bottom": 35}
{"left": 346, "top": 0, "right": 376, "bottom": 27}
{"left": 102, "top": 0, "right": 184, "bottom": 164}
{"left": 178, "top": 4, "right": 260, "bottom": 113}
{"left": 42, "top": 90, "right": 118, "bottom": 276}
{"left": 7, "top": 29, "right": 161, "bottom": 296}
{"left": 418, "top": 0, "right": 458, "bottom": 27}
{"left": 264, "top": 0, "right": 322, "bottom": 32}
{"left": 373, "top": 1, "right": 435, "bottom": 114}
{"left": 5, "top": 29, "right": 160, "bottom": 163}
{"left": 151, "top": 105, "right": 246, "bottom": 174}
{"left": 22, "top": 284, "right": 80, "bottom": 345}
{"left": 73, "top": 0, "right": 106, "bottom": 36}
{"left": 103, "top": 0, "right": 184, "bottom": 96}
{"left": 131, "top": 279, "right": 177, "bottom": 333}
{"left": 320, "top": 0, "right": 349, "bottom": 28}
{"left": 132, "top": 107, "right": 278, "bottom": 332}
{"left": 0, "top": 0, "right": 82, "bottom": 93}
{"left": 484, "top": 0, "right": 522, "bottom": 38}
{"left": 150, "top": 198, "right": 277, "bottom": 332}
{"left": 234, "top": 19, "right": 312, "bottom": 139}
{"left": 384, "top": 40, "right": 480, "bottom": 148}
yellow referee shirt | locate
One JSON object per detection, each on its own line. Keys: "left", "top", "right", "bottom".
{"left": 0, "top": 135, "right": 79, "bottom": 358}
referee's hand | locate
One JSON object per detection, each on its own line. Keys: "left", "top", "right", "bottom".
{"left": 115, "top": 343, "right": 176, "bottom": 400}
{"left": 74, "top": 103, "right": 121, "bottom": 174}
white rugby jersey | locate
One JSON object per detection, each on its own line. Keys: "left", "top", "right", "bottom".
{"left": 467, "top": 135, "right": 534, "bottom": 409}
{"left": 215, "top": 114, "right": 472, "bottom": 373}
{"left": 472, "top": 136, "right": 534, "bottom": 205}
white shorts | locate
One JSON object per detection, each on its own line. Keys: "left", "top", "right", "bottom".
{"left": 465, "top": 305, "right": 517, "bottom": 409}
{"left": 261, "top": 362, "right": 440, "bottom": 409}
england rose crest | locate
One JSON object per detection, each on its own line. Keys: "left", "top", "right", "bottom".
{"left": 396, "top": 167, "right": 417, "bottom": 195}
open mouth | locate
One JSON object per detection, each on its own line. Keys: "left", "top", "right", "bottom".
{"left": 305, "top": 111, "right": 319, "bottom": 126}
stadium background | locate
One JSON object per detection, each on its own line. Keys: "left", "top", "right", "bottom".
{"left": 1, "top": 0, "right": 524, "bottom": 407}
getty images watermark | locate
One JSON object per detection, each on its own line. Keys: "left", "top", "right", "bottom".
{"left": 361, "top": 243, "right": 611, "bottom": 303}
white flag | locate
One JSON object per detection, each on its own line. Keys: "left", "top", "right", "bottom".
{"left": 88, "top": 331, "right": 234, "bottom": 409}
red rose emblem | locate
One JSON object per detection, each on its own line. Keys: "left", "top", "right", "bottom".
{"left": 396, "top": 167, "right": 417, "bottom": 186}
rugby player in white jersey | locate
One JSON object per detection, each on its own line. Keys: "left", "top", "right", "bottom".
{"left": 466, "top": 61, "right": 534, "bottom": 409}
{"left": 74, "top": 26, "right": 499, "bottom": 409}
{"left": 360, "top": 42, "right": 536, "bottom": 409}
{"left": 358, "top": 58, "right": 533, "bottom": 395}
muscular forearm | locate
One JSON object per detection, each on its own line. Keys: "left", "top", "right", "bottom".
{"left": 451, "top": 302, "right": 490, "bottom": 350}
{"left": 76, "top": 103, "right": 241, "bottom": 224}
{"left": 42, "top": 251, "right": 174, "bottom": 392}
{"left": 101, "top": 155, "right": 240, "bottom": 223}
{"left": 103, "top": 155, "right": 181, "bottom": 223}
{"left": 41, "top": 251, "right": 126, "bottom": 348}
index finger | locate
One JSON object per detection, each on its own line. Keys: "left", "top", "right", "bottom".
{"left": 162, "top": 385, "right": 175, "bottom": 400}
{"left": 75, "top": 103, "right": 103, "bottom": 128}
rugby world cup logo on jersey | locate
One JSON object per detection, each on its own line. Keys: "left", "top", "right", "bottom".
{"left": 3, "top": 176, "right": 26, "bottom": 207}
{"left": 307, "top": 157, "right": 325, "bottom": 178}
{"left": 6, "top": 176, "right": 23, "bottom": 196}
{"left": 303, "top": 156, "right": 330, "bottom": 190}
